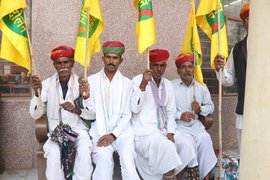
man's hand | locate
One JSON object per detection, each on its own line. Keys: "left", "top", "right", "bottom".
{"left": 214, "top": 54, "right": 225, "bottom": 71}
{"left": 192, "top": 100, "right": 201, "bottom": 114}
{"left": 97, "top": 134, "right": 115, "bottom": 147}
{"left": 180, "top": 112, "right": 195, "bottom": 122}
{"left": 80, "top": 79, "right": 90, "bottom": 99}
{"left": 60, "top": 102, "right": 81, "bottom": 115}
{"left": 167, "top": 133, "right": 175, "bottom": 143}
{"left": 139, "top": 69, "right": 152, "bottom": 91}
{"left": 31, "top": 75, "right": 42, "bottom": 97}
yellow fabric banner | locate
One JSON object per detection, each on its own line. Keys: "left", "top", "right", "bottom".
{"left": 0, "top": 0, "right": 31, "bottom": 73}
{"left": 196, "top": 0, "right": 228, "bottom": 69}
{"left": 134, "top": 0, "right": 156, "bottom": 54}
{"left": 75, "top": 0, "right": 104, "bottom": 66}
{"left": 182, "top": 0, "right": 205, "bottom": 85}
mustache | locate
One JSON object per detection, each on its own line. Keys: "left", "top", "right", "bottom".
{"left": 107, "top": 63, "right": 115, "bottom": 67}
{"left": 59, "top": 69, "right": 69, "bottom": 72}
{"left": 184, "top": 72, "right": 192, "bottom": 76}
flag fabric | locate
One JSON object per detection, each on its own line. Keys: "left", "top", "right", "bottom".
{"left": 75, "top": 0, "right": 104, "bottom": 66}
{"left": 134, "top": 0, "right": 156, "bottom": 54}
{"left": 0, "top": 0, "right": 31, "bottom": 73}
{"left": 196, "top": 0, "right": 228, "bottom": 69}
{"left": 181, "top": 0, "right": 205, "bottom": 85}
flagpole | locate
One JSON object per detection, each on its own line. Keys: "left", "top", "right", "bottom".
{"left": 84, "top": 7, "right": 90, "bottom": 81}
{"left": 24, "top": 11, "right": 41, "bottom": 99}
{"left": 193, "top": 47, "right": 196, "bottom": 103}
{"left": 217, "top": 1, "right": 223, "bottom": 179}
{"left": 82, "top": 7, "right": 90, "bottom": 97}
{"left": 147, "top": 48, "right": 150, "bottom": 69}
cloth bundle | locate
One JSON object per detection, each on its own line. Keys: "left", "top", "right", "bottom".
{"left": 50, "top": 121, "right": 79, "bottom": 179}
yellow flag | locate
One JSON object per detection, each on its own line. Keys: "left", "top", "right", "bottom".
{"left": 196, "top": 0, "right": 228, "bottom": 69}
{"left": 182, "top": 0, "right": 205, "bottom": 85}
{"left": 75, "top": 0, "right": 104, "bottom": 66}
{"left": 0, "top": 0, "right": 31, "bottom": 73}
{"left": 134, "top": 0, "right": 156, "bottom": 54}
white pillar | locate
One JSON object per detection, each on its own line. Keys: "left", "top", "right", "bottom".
{"left": 239, "top": 1, "right": 270, "bottom": 179}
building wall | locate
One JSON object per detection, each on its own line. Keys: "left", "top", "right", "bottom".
{"left": 0, "top": 0, "right": 237, "bottom": 170}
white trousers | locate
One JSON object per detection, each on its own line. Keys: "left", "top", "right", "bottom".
{"left": 135, "top": 132, "right": 182, "bottom": 180}
{"left": 174, "top": 130, "right": 197, "bottom": 174}
{"left": 236, "top": 128, "right": 242, "bottom": 153}
{"left": 91, "top": 130, "right": 140, "bottom": 180}
{"left": 177, "top": 131, "right": 217, "bottom": 180}
{"left": 43, "top": 129, "right": 93, "bottom": 180}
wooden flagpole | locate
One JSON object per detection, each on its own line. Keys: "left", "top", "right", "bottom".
{"left": 24, "top": 11, "right": 41, "bottom": 99}
{"left": 147, "top": 48, "right": 150, "bottom": 69}
{"left": 217, "top": 1, "right": 223, "bottom": 179}
{"left": 193, "top": 48, "right": 196, "bottom": 104}
{"left": 84, "top": 7, "right": 90, "bottom": 81}
{"left": 82, "top": 7, "right": 90, "bottom": 97}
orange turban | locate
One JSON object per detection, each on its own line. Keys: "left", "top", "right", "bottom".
{"left": 240, "top": 3, "right": 250, "bottom": 21}
{"left": 50, "top": 45, "right": 75, "bottom": 61}
{"left": 149, "top": 49, "right": 170, "bottom": 63}
{"left": 175, "top": 53, "right": 194, "bottom": 67}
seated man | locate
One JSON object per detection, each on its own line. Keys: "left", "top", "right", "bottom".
{"left": 171, "top": 53, "right": 217, "bottom": 180}
{"left": 80, "top": 41, "right": 140, "bottom": 180}
{"left": 29, "top": 46, "right": 93, "bottom": 180}
{"left": 131, "top": 49, "right": 182, "bottom": 180}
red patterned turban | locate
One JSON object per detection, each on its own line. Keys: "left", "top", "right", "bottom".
{"left": 50, "top": 45, "right": 75, "bottom": 61}
{"left": 175, "top": 53, "right": 194, "bottom": 67}
{"left": 149, "top": 49, "right": 170, "bottom": 63}
{"left": 240, "top": 3, "right": 250, "bottom": 21}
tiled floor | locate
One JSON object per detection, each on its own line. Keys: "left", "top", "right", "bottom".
{"left": 0, "top": 169, "right": 37, "bottom": 180}
{"left": 0, "top": 150, "right": 239, "bottom": 180}
{"left": 0, "top": 168, "right": 123, "bottom": 180}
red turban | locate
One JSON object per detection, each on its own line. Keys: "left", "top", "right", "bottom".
{"left": 50, "top": 45, "right": 75, "bottom": 61}
{"left": 240, "top": 3, "right": 250, "bottom": 21}
{"left": 102, "top": 41, "right": 125, "bottom": 55}
{"left": 175, "top": 53, "right": 194, "bottom": 67}
{"left": 149, "top": 49, "right": 170, "bottom": 63}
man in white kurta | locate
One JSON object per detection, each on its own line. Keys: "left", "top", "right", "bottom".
{"left": 214, "top": 3, "right": 249, "bottom": 151}
{"left": 131, "top": 49, "right": 182, "bottom": 180}
{"left": 81, "top": 41, "right": 140, "bottom": 180}
{"left": 29, "top": 46, "right": 92, "bottom": 180}
{"left": 171, "top": 53, "right": 217, "bottom": 180}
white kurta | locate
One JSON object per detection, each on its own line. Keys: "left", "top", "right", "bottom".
{"left": 83, "top": 69, "right": 139, "bottom": 180}
{"left": 131, "top": 74, "right": 182, "bottom": 179}
{"left": 29, "top": 72, "right": 92, "bottom": 180}
{"left": 171, "top": 78, "right": 217, "bottom": 179}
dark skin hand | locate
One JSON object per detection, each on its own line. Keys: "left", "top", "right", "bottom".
{"left": 79, "top": 79, "right": 90, "bottom": 99}
{"left": 60, "top": 102, "right": 81, "bottom": 115}
{"left": 139, "top": 69, "right": 152, "bottom": 91}
{"left": 214, "top": 54, "right": 225, "bottom": 71}
{"left": 31, "top": 75, "right": 42, "bottom": 97}
{"left": 181, "top": 112, "right": 195, "bottom": 122}
{"left": 97, "top": 134, "right": 115, "bottom": 147}
{"left": 192, "top": 100, "right": 201, "bottom": 114}
{"left": 167, "top": 133, "right": 175, "bottom": 143}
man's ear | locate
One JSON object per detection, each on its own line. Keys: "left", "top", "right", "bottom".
{"left": 71, "top": 61, "right": 75, "bottom": 68}
{"left": 120, "top": 58, "right": 123, "bottom": 64}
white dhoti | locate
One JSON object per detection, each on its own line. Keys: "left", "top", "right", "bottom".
{"left": 91, "top": 130, "right": 139, "bottom": 180}
{"left": 174, "top": 130, "right": 197, "bottom": 174}
{"left": 177, "top": 130, "right": 217, "bottom": 179}
{"left": 134, "top": 132, "right": 182, "bottom": 180}
{"left": 43, "top": 129, "right": 93, "bottom": 180}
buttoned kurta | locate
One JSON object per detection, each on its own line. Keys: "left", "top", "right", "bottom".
{"left": 29, "top": 72, "right": 92, "bottom": 180}
{"left": 131, "top": 74, "right": 182, "bottom": 179}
